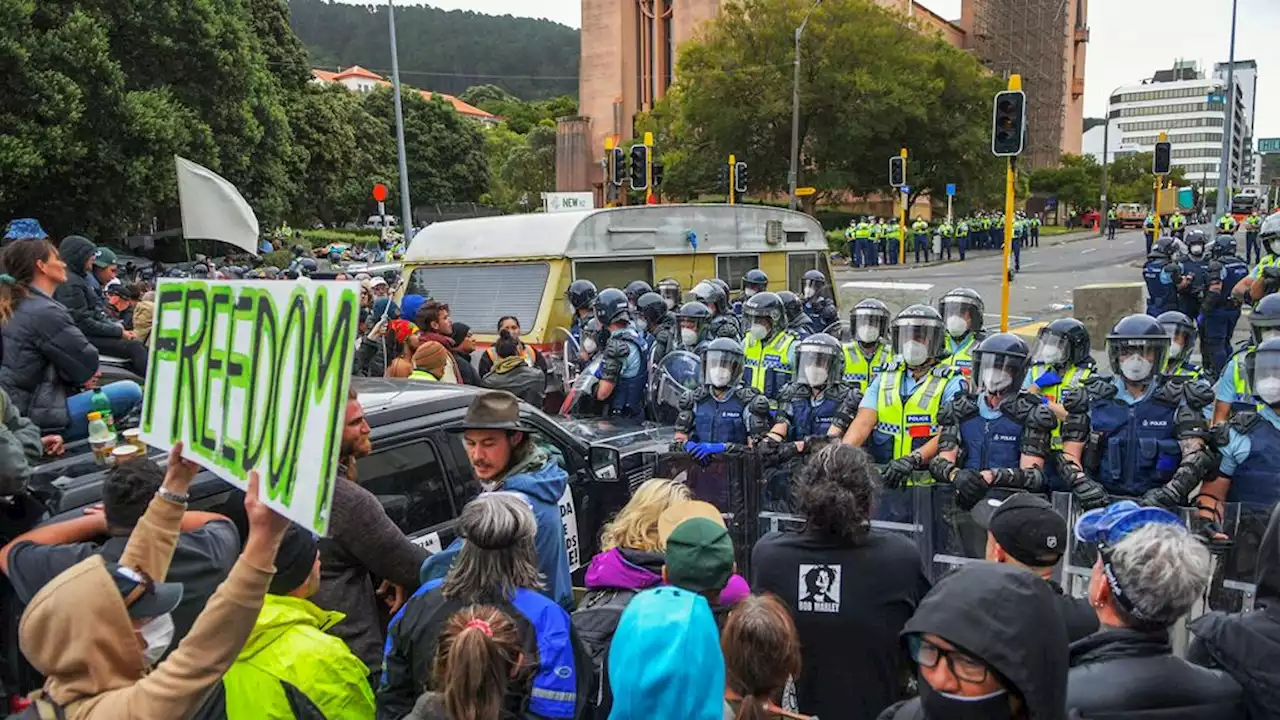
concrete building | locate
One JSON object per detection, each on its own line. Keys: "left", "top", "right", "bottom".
{"left": 563, "top": 0, "right": 1088, "bottom": 195}
{"left": 1215, "top": 60, "right": 1258, "bottom": 187}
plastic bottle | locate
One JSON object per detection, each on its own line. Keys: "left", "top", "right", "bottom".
{"left": 88, "top": 412, "right": 116, "bottom": 465}
{"left": 91, "top": 388, "right": 115, "bottom": 435}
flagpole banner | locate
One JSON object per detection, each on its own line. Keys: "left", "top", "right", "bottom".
{"left": 140, "top": 278, "right": 360, "bottom": 535}
{"left": 175, "top": 155, "right": 261, "bottom": 256}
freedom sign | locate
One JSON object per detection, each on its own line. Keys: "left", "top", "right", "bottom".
{"left": 140, "top": 279, "right": 360, "bottom": 535}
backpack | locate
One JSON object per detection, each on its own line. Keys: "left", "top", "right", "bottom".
{"left": 570, "top": 588, "right": 637, "bottom": 716}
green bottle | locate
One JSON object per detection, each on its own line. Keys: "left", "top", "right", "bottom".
{"left": 91, "top": 389, "right": 115, "bottom": 435}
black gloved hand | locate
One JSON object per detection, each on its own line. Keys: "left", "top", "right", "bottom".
{"left": 953, "top": 469, "right": 989, "bottom": 511}
{"left": 1071, "top": 474, "right": 1111, "bottom": 510}
{"left": 1140, "top": 484, "right": 1183, "bottom": 509}
{"left": 881, "top": 454, "right": 919, "bottom": 490}
{"left": 1263, "top": 266, "right": 1280, "bottom": 293}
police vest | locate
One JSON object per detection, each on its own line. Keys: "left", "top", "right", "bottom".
{"left": 868, "top": 367, "right": 952, "bottom": 465}
{"left": 1164, "top": 359, "right": 1203, "bottom": 380}
{"left": 886, "top": 226, "right": 903, "bottom": 240}
{"left": 1225, "top": 414, "right": 1280, "bottom": 506}
{"left": 1089, "top": 381, "right": 1180, "bottom": 496}
{"left": 854, "top": 223, "right": 872, "bottom": 239}
{"left": 959, "top": 400, "right": 1024, "bottom": 472}
{"left": 842, "top": 342, "right": 893, "bottom": 393}
{"left": 1205, "top": 259, "right": 1250, "bottom": 334}
{"left": 693, "top": 392, "right": 749, "bottom": 444}
{"left": 912, "top": 222, "right": 929, "bottom": 235}
{"left": 788, "top": 390, "right": 844, "bottom": 439}
{"left": 408, "top": 370, "right": 439, "bottom": 381}
{"left": 1170, "top": 215, "right": 1185, "bottom": 229}
{"left": 1218, "top": 217, "right": 1235, "bottom": 231}
{"left": 744, "top": 332, "right": 797, "bottom": 401}
{"left": 1247, "top": 217, "right": 1263, "bottom": 232}
{"left": 1143, "top": 260, "right": 1177, "bottom": 315}
{"left": 608, "top": 333, "right": 648, "bottom": 420}
{"left": 944, "top": 334, "right": 980, "bottom": 375}
{"left": 485, "top": 344, "right": 537, "bottom": 369}
{"left": 939, "top": 224, "right": 954, "bottom": 238}
{"left": 1144, "top": 217, "right": 1156, "bottom": 230}
{"left": 1028, "top": 363, "right": 1092, "bottom": 463}
{"left": 1227, "top": 352, "right": 1258, "bottom": 412}
{"left": 1183, "top": 257, "right": 1210, "bottom": 292}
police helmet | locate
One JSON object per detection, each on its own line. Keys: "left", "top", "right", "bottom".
{"left": 1211, "top": 234, "right": 1238, "bottom": 259}
{"left": 1250, "top": 293, "right": 1280, "bottom": 344}
{"left": 1032, "top": 317, "right": 1091, "bottom": 367}
{"left": 566, "top": 279, "right": 598, "bottom": 312}
{"left": 702, "top": 337, "right": 745, "bottom": 389}
{"left": 624, "top": 280, "right": 653, "bottom": 305}
{"left": 1245, "top": 337, "right": 1280, "bottom": 407}
{"left": 677, "top": 301, "right": 712, "bottom": 347}
{"left": 709, "top": 278, "right": 731, "bottom": 301}
{"left": 1184, "top": 229, "right": 1209, "bottom": 258}
{"left": 742, "top": 268, "right": 770, "bottom": 296}
{"left": 1106, "top": 314, "right": 1170, "bottom": 384}
{"left": 801, "top": 270, "right": 827, "bottom": 301}
{"left": 795, "top": 333, "right": 843, "bottom": 389}
{"left": 939, "top": 287, "right": 985, "bottom": 337}
{"left": 891, "top": 305, "right": 945, "bottom": 368}
{"left": 1149, "top": 236, "right": 1177, "bottom": 260}
{"left": 973, "top": 333, "right": 1031, "bottom": 396}
{"left": 594, "top": 288, "right": 630, "bottom": 326}
{"left": 1260, "top": 212, "right": 1280, "bottom": 256}
{"left": 777, "top": 291, "right": 805, "bottom": 324}
{"left": 851, "top": 299, "right": 890, "bottom": 345}
{"left": 1156, "top": 311, "right": 1197, "bottom": 363}
{"left": 691, "top": 280, "right": 728, "bottom": 314}
{"left": 635, "top": 292, "right": 668, "bottom": 328}
{"left": 743, "top": 292, "right": 785, "bottom": 341}
{"left": 657, "top": 278, "right": 682, "bottom": 310}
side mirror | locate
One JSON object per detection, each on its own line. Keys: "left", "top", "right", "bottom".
{"left": 589, "top": 445, "right": 622, "bottom": 483}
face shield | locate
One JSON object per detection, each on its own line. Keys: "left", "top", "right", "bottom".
{"left": 744, "top": 307, "right": 776, "bottom": 342}
{"left": 796, "top": 344, "right": 841, "bottom": 388}
{"left": 853, "top": 308, "right": 888, "bottom": 345}
{"left": 1031, "top": 331, "right": 1070, "bottom": 366}
{"left": 972, "top": 352, "right": 1028, "bottom": 398}
{"left": 1251, "top": 350, "right": 1280, "bottom": 406}
{"left": 1161, "top": 322, "right": 1195, "bottom": 363}
{"left": 1187, "top": 240, "right": 1206, "bottom": 259}
{"left": 894, "top": 319, "right": 943, "bottom": 367}
{"left": 704, "top": 348, "right": 744, "bottom": 389}
{"left": 939, "top": 298, "right": 980, "bottom": 339}
{"left": 679, "top": 318, "right": 704, "bottom": 347}
{"left": 802, "top": 278, "right": 824, "bottom": 301}
{"left": 659, "top": 284, "right": 681, "bottom": 310}
{"left": 1108, "top": 338, "right": 1168, "bottom": 384}
{"left": 1252, "top": 318, "right": 1280, "bottom": 345}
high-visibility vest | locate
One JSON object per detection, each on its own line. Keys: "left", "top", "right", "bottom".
{"left": 1169, "top": 214, "right": 1185, "bottom": 229}
{"left": 842, "top": 342, "right": 893, "bottom": 393}
{"left": 744, "top": 331, "right": 797, "bottom": 401}
{"left": 912, "top": 220, "right": 929, "bottom": 234}
{"left": 486, "top": 344, "right": 537, "bottom": 368}
{"left": 1027, "top": 363, "right": 1091, "bottom": 450}
{"left": 409, "top": 370, "right": 439, "bottom": 381}
{"left": 944, "top": 333, "right": 980, "bottom": 375}
{"left": 874, "top": 367, "right": 952, "bottom": 462}
{"left": 854, "top": 223, "right": 872, "bottom": 239}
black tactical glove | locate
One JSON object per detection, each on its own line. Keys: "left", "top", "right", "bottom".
{"left": 953, "top": 469, "right": 989, "bottom": 511}
{"left": 1140, "top": 484, "right": 1184, "bottom": 510}
{"left": 881, "top": 453, "right": 921, "bottom": 490}
{"left": 1070, "top": 474, "right": 1111, "bottom": 510}
{"left": 1263, "top": 265, "right": 1280, "bottom": 294}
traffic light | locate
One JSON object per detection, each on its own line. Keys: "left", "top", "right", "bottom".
{"left": 735, "top": 161, "right": 748, "bottom": 194}
{"left": 652, "top": 160, "right": 665, "bottom": 187}
{"left": 991, "top": 90, "right": 1027, "bottom": 156}
{"left": 629, "top": 144, "right": 649, "bottom": 191}
{"left": 610, "top": 147, "right": 626, "bottom": 187}
{"left": 1153, "top": 141, "right": 1172, "bottom": 175}
{"left": 888, "top": 156, "right": 905, "bottom": 187}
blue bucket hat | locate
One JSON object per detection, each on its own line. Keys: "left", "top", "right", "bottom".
{"left": 3, "top": 219, "right": 47, "bottom": 242}
{"left": 1075, "top": 500, "right": 1188, "bottom": 626}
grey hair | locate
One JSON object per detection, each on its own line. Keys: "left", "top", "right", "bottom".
{"left": 1108, "top": 523, "right": 1210, "bottom": 628}
{"left": 444, "top": 492, "right": 545, "bottom": 601}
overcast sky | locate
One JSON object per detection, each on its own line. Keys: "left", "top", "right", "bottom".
{"left": 374, "top": 0, "right": 1276, "bottom": 140}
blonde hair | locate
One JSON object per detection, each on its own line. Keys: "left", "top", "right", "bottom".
{"left": 599, "top": 478, "right": 691, "bottom": 552}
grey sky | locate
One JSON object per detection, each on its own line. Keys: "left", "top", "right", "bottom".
{"left": 373, "top": 1, "right": 1275, "bottom": 140}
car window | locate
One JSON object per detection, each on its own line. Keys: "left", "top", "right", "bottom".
{"left": 357, "top": 441, "right": 455, "bottom": 536}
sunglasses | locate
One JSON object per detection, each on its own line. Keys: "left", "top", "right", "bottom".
{"left": 907, "top": 635, "right": 989, "bottom": 684}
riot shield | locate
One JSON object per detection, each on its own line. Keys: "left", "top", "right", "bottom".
{"left": 820, "top": 320, "right": 844, "bottom": 338}
{"left": 650, "top": 350, "right": 701, "bottom": 425}
{"left": 548, "top": 327, "right": 581, "bottom": 392}
{"left": 1207, "top": 501, "right": 1273, "bottom": 613}
{"left": 560, "top": 356, "right": 604, "bottom": 418}
{"left": 657, "top": 451, "right": 759, "bottom": 577}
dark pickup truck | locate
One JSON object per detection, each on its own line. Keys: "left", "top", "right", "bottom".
{"left": 0, "top": 378, "right": 671, "bottom": 711}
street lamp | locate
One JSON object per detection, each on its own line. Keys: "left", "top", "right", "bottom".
{"left": 387, "top": 0, "right": 413, "bottom": 234}
{"left": 787, "top": 0, "right": 822, "bottom": 211}
{"left": 1215, "top": 0, "right": 1239, "bottom": 219}
{"left": 1098, "top": 83, "right": 1125, "bottom": 236}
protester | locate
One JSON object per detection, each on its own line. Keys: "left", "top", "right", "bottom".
{"left": 450, "top": 321, "right": 482, "bottom": 386}
{"left": 482, "top": 330, "right": 546, "bottom": 407}
{"left": 194, "top": 525, "right": 376, "bottom": 720}
{"left": 1, "top": 456, "right": 238, "bottom": 656}
{"left": 16, "top": 443, "right": 291, "bottom": 719}
{"left": 399, "top": 294, "right": 427, "bottom": 329}
{"left": 478, "top": 316, "right": 549, "bottom": 377}
{"left": 379, "top": 493, "right": 587, "bottom": 720}
{"left": 52, "top": 237, "right": 148, "bottom": 376}
{"left": 387, "top": 332, "right": 419, "bottom": 379}
{"left": 878, "top": 562, "right": 1069, "bottom": 720}
{"left": 311, "top": 390, "right": 428, "bottom": 679}
{"left": 753, "top": 444, "right": 930, "bottom": 720}
{"left": 103, "top": 282, "right": 140, "bottom": 330}
{"left": 971, "top": 493, "right": 1099, "bottom": 642}
{"left": 353, "top": 309, "right": 391, "bottom": 378}
{"left": 133, "top": 290, "right": 156, "bottom": 345}
{"left": 0, "top": 385, "right": 57, "bottom": 495}
{"left": 400, "top": 605, "right": 525, "bottom": 720}
{"left": 415, "top": 300, "right": 454, "bottom": 349}
{"left": 660, "top": 503, "right": 742, "bottom": 625}
{"left": 1067, "top": 501, "right": 1242, "bottom": 717}
{"left": 0, "top": 238, "right": 143, "bottom": 440}
{"left": 1188, "top": 503, "right": 1280, "bottom": 718}
{"left": 721, "top": 593, "right": 812, "bottom": 720}
{"left": 410, "top": 341, "right": 452, "bottom": 382}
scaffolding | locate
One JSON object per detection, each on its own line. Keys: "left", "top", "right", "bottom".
{"left": 970, "top": 0, "right": 1073, "bottom": 169}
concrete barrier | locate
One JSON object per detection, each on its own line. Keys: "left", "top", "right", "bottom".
{"left": 1073, "top": 282, "right": 1145, "bottom": 341}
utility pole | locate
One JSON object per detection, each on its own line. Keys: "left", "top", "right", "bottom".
{"left": 899, "top": 148, "right": 908, "bottom": 265}
{"left": 1215, "top": 0, "right": 1239, "bottom": 220}
{"left": 787, "top": 0, "right": 822, "bottom": 211}
{"left": 387, "top": 0, "right": 413, "bottom": 234}
{"left": 644, "top": 132, "right": 655, "bottom": 205}
{"left": 728, "top": 154, "right": 737, "bottom": 205}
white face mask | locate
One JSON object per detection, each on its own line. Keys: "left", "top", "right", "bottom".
{"left": 636, "top": 318, "right": 649, "bottom": 332}
{"left": 901, "top": 340, "right": 929, "bottom": 367}
{"left": 980, "top": 367, "right": 1014, "bottom": 394}
{"left": 1190, "top": 244, "right": 1204, "bottom": 257}
{"left": 1257, "top": 377, "right": 1280, "bottom": 405}
{"left": 743, "top": 288, "right": 757, "bottom": 298}
{"left": 804, "top": 366, "right": 829, "bottom": 387}
{"left": 1169, "top": 340, "right": 1184, "bottom": 359}
{"left": 582, "top": 338, "right": 598, "bottom": 355}
{"left": 945, "top": 315, "right": 969, "bottom": 338}
{"left": 803, "top": 286, "right": 817, "bottom": 300}
{"left": 749, "top": 323, "right": 769, "bottom": 341}
{"left": 680, "top": 327, "right": 699, "bottom": 347}
{"left": 856, "top": 325, "right": 880, "bottom": 344}
{"left": 708, "top": 367, "right": 733, "bottom": 388}
{"left": 1120, "top": 355, "right": 1153, "bottom": 382}
{"left": 1037, "top": 345, "right": 1065, "bottom": 365}
{"left": 664, "top": 297, "right": 676, "bottom": 310}
{"left": 139, "top": 613, "right": 174, "bottom": 667}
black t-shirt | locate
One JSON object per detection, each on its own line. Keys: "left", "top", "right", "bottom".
{"left": 6, "top": 520, "right": 239, "bottom": 657}
{"left": 751, "top": 528, "right": 931, "bottom": 720}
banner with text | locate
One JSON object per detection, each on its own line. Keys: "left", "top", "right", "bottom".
{"left": 140, "top": 279, "right": 360, "bottom": 535}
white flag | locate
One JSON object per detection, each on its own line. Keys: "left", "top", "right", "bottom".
{"left": 174, "top": 156, "right": 261, "bottom": 256}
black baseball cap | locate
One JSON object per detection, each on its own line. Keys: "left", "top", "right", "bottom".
{"left": 971, "top": 493, "right": 1067, "bottom": 567}
{"left": 107, "top": 563, "right": 183, "bottom": 619}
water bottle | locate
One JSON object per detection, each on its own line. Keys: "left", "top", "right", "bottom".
{"left": 88, "top": 412, "right": 116, "bottom": 466}
{"left": 91, "top": 388, "right": 115, "bottom": 435}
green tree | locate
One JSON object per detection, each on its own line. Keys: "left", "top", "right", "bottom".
{"left": 483, "top": 122, "right": 557, "bottom": 212}
{"left": 1029, "top": 153, "right": 1102, "bottom": 212}
{"left": 287, "top": 83, "right": 387, "bottom": 226}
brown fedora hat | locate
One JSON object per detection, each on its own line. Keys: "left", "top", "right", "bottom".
{"left": 451, "top": 390, "right": 535, "bottom": 432}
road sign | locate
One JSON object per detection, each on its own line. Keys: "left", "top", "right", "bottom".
{"left": 1258, "top": 138, "right": 1280, "bottom": 154}
{"left": 796, "top": 187, "right": 817, "bottom": 197}
{"left": 1208, "top": 93, "right": 1225, "bottom": 104}
{"left": 901, "top": 185, "right": 910, "bottom": 194}
{"left": 371, "top": 183, "right": 389, "bottom": 202}
{"left": 946, "top": 183, "right": 956, "bottom": 197}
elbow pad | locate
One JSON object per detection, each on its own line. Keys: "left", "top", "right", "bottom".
{"left": 1020, "top": 405, "right": 1059, "bottom": 459}
{"left": 1175, "top": 403, "right": 1210, "bottom": 440}
{"left": 991, "top": 467, "right": 1047, "bottom": 494}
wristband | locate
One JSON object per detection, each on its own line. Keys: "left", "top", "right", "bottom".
{"left": 157, "top": 488, "right": 190, "bottom": 506}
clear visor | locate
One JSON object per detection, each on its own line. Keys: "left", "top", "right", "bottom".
{"left": 939, "top": 298, "right": 979, "bottom": 327}
{"left": 1161, "top": 324, "right": 1195, "bottom": 359}
{"left": 972, "top": 353, "right": 1026, "bottom": 396}
{"left": 1108, "top": 339, "right": 1168, "bottom": 380}
{"left": 894, "top": 320, "right": 943, "bottom": 355}
{"left": 853, "top": 309, "right": 888, "bottom": 341}
{"left": 1031, "top": 332, "right": 1069, "bottom": 365}
{"left": 704, "top": 350, "right": 743, "bottom": 388}
{"left": 796, "top": 346, "right": 840, "bottom": 385}
{"left": 1251, "top": 351, "right": 1280, "bottom": 401}
{"left": 802, "top": 279, "right": 824, "bottom": 298}
{"left": 679, "top": 317, "right": 705, "bottom": 331}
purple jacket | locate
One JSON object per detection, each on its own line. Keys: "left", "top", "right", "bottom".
{"left": 584, "top": 546, "right": 750, "bottom": 606}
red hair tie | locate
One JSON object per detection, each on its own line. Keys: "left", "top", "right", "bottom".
{"left": 465, "top": 618, "right": 493, "bottom": 637}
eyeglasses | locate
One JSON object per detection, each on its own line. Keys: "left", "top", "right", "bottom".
{"left": 907, "top": 635, "right": 989, "bottom": 684}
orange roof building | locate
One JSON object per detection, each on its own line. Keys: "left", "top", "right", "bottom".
{"left": 311, "top": 66, "right": 498, "bottom": 125}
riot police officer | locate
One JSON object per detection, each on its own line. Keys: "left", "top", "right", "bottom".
{"left": 928, "top": 334, "right": 1059, "bottom": 509}
{"left": 842, "top": 305, "right": 967, "bottom": 481}
{"left": 676, "top": 301, "right": 713, "bottom": 353}
{"left": 691, "top": 280, "right": 742, "bottom": 341}
{"left": 1024, "top": 317, "right": 1094, "bottom": 401}
{"left": 624, "top": 280, "right": 654, "bottom": 314}
{"left": 657, "top": 277, "right": 682, "bottom": 311}
{"left": 1201, "top": 336, "right": 1280, "bottom": 526}
{"left": 742, "top": 291, "right": 799, "bottom": 402}
{"left": 1177, "top": 230, "right": 1211, "bottom": 318}
{"left": 735, "top": 268, "right": 770, "bottom": 314}
{"left": 939, "top": 287, "right": 986, "bottom": 376}
{"left": 673, "top": 338, "right": 773, "bottom": 461}
{"left": 566, "top": 279, "right": 598, "bottom": 342}
{"left": 1214, "top": 292, "right": 1280, "bottom": 422}
{"left": 842, "top": 299, "right": 893, "bottom": 395}
{"left": 764, "top": 333, "right": 862, "bottom": 452}
{"left": 1142, "top": 212, "right": 1157, "bottom": 255}
{"left": 1203, "top": 234, "right": 1249, "bottom": 374}
{"left": 1242, "top": 212, "right": 1280, "bottom": 305}
{"left": 634, "top": 291, "right": 668, "bottom": 355}
{"left": 778, "top": 290, "right": 814, "bottom": 339}
{"left": 592, "top": 288, "right": 648, "bottom": 420}
{"left": 1143, "top": 237, "right": 1185, "bottom": 316}
{"left": 1061, "top": 314, "right": 1216, "bottom": 508}
{"left": 800, "top": 269, "right": 839, "bottom": 329}
{"left": 1157, "top": 311, "right": 1206, "bottom": 379}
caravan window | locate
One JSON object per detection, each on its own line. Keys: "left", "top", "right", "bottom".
{"left": 787, "top": 253, "right": 819, "bottom": 293}
{"left": 716, "top": 254, "right": 760, "bottom": 291}
{"left": 573, "top": 259, "right": 654, "bottom": 290}
{"left": 407, "top": 262, "right": 549, "bottom": 331}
